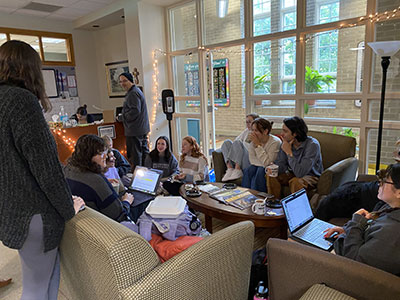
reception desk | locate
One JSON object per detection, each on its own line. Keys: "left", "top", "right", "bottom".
{"left": 51, "top": 122, "right": 127, "bottom": 164}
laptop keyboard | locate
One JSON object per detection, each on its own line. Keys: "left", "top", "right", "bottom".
{"left": 295, "top": 219, "right": 332, "bottom": 242}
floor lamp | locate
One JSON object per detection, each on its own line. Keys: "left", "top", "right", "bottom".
{"left": 368, "top": 41, "right": 400, "bottom": 174}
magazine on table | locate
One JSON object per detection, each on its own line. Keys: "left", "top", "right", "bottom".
{"left": 211, "top": 189, "right": 259, "bottom": 210}
{"left": 197, "top": 184, "right": 224, "bottom": 194}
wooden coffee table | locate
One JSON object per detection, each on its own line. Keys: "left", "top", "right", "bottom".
{"left": 180, "top": 183, "right": 287, "bottom": 239}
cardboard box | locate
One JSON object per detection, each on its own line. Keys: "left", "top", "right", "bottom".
{"left": 102, "top": 110, "right": 115, "bottom": 123}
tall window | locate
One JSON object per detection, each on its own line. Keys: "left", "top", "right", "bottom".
{"left": 317, "top": 1, "right": 339, "bottom": 92}
{"left": 254, "top": 41, "right": 271, "bottom": 94}
{"left": 281, "top": 0, "right": 296, "bottom": 31}
{"left": 281, "top": 37, "right": 296, "bottom": 93}
{"left": 253, "top": 0, "right": 271, "bottom": 36}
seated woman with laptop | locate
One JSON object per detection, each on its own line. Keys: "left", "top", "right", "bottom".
{"left": 64, "top": 134, "right": 136, "bottom": 222}
{"left": 324, "top": 163, "right": 400, "bottom": 276}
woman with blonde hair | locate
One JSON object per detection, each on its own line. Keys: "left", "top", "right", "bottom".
{"left": 0, "top": 40, "right": 84, "bottom": 300}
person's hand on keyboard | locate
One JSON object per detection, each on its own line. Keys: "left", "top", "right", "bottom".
{"left": 323, "top": 226, "right": 344, "bottom": 240}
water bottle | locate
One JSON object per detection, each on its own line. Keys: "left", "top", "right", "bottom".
{"left": 254, "top": 281, "right": 269, "bottom": 300}
{"left": 59, "top": 106, "right": 66, "bottom": 122}
{"left": 59, "top": 106, "right": 69, "bottom": 125}
{"left": 209, "top": 169, "right": 216, "bottom": 182}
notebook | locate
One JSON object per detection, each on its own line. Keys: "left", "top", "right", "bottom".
{"left": 129, "top": 166, "right": 163, "bottom": 196}
{"left": 281, "top": 189, "right": 335, "bottom": 251}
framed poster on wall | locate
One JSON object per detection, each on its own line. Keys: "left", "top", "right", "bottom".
{"left": 97, "top": 124, "right": 116, "bottom": 139}
{"left": 105, "top": 60, "right": 129, "bottom": 98}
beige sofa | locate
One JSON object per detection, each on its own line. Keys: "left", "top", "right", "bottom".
{"left": 213, "top": 130, "right": 358, "bottom": 206}
{"left": 267, "top": 238, "right": 400, "bottom": 300}
{"left": 59, "top": 207, "right": 254, "bottom": 300}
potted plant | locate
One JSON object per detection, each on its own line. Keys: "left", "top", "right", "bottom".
{"left": 291, "top": 66, "right": 335, "bottom": 113}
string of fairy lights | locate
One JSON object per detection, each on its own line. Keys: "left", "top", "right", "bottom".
{"left": 52, "top": 128, "right": 76, "bottom": 150}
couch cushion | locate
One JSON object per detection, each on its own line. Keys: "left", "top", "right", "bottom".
{"left": 149, "top": 234, "right": 203, "bottom": 262}
{"left": 299, "top": 284, "right": 356, "bottom": 300}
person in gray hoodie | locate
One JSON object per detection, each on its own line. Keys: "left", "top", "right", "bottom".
{"left": 324, "top": 163, "right": 400, "bottom": 276}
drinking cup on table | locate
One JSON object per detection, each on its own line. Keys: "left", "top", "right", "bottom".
{"left": 266, "top": 164, "right": 279, "bottom": 177}
{"left": 252, "top": 199, "right": 266, "bottom": 215}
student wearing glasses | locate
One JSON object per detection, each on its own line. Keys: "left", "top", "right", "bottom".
{"left": 220, "top": 113, "right": 259, "bottom": 182}
{"left": 64, "top": 134, "right": 135, "bottom": 222}
{"left": 324, "top": 163, "right": 400, "bottom": 275}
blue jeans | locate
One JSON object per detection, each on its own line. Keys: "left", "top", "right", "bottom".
{"left": 242, "top": 165, "right": 267, "bottom": 192}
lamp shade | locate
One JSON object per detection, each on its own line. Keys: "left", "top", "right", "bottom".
{"left": 368, "top": 41, "right": 400, "bottom": 57}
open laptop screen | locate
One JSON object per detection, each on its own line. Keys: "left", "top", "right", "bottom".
{"left": 282, "top": 189, "right": 314, "bottom": 232}
{"left": 130, "top": 166, "right": 163, "bottom": 195}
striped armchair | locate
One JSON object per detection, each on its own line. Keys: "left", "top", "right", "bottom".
{"left": 59, "top": 207, "right": 254, "bottom": 300}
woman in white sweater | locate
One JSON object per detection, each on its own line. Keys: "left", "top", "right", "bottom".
{"left": 220, "top": 113, "right": 259, "bottom": 181}
{"left": 175, "top": 136, "right": 209, "bottom": 183}
{"left": 242, "top": 118, "right": 281, "bottom": 192}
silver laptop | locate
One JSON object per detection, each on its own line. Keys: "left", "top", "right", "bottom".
{"left": 281, "top": 189, "right": 335, "bottom": 251}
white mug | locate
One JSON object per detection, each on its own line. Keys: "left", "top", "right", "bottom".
{"left": 252, "top": 199, "right": 265, "bottom": 215}
{"left": 266, "top": 164, "right": 279, "bottom": 177}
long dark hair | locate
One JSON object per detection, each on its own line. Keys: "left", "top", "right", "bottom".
{"left": 0, "top": 40, "right": 50, "bottom": 112}
{"left": 68, "top": 134, "right": 106, "bottom": 174}
{"left": 149, "top": 136, "right": 172, "bottom": 162}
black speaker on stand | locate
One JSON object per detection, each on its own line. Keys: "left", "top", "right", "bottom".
{"left": 161, "top": 89, "right": 175, "bottom": 152}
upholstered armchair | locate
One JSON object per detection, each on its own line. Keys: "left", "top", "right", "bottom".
{"left": 267, "top": 238, "right": 400, "bottom": 300}
{"left": 59, "top": 207, "right": 254, "bottom": 300}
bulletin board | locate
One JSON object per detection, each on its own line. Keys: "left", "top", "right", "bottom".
{"left": 42, "top": 66, "right": 78, "bottom": 99}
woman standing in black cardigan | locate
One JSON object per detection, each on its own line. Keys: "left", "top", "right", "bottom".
{"left": 0, "top": 40, "right": 84, "bottom": 300}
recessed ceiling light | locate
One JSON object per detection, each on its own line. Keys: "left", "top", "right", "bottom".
{"left": 92, "top": 25, "right": 100, "bottom": 28}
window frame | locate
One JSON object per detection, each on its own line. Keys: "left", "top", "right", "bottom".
{"left": 0, "top": 27, "right": 75, "bottom": 66}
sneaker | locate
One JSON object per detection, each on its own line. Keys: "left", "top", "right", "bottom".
{"left": 222, "top": 168, "right": 234, "bottom": 182}
{"left": 229, "top": 169, "right": 243, "bottom": 180}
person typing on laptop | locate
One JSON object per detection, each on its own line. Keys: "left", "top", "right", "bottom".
{"left": 323, "top": 163, "right": 400, "bottom": 276}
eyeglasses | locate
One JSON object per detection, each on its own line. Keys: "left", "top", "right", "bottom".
{"left": 379, "top": 179, "right": 395, "bottom": 186}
